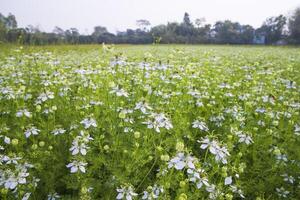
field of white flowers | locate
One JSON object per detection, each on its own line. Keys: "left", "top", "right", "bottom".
{"left": 0, "top": 44, "right": 299, "bottom": 200}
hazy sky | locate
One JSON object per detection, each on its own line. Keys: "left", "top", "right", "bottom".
{"left": 1, "top": 0, "right": 299, "bottom": 34}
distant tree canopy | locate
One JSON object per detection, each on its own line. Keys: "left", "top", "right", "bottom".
{"left": 288, "top": 7, "right": 300, "bottom": 44}
{"left": 0, "top": 8, "right": 299, "bottom": 45}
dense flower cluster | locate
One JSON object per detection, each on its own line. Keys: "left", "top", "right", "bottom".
{"left": 0, "top": 46, "right": 299, "bottom": 199}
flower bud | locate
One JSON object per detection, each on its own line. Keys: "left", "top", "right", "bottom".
{"left": 176, "top": 141, "right": 184, "bottom": 152}
{"left": 225, "top": 194, "right": 233, "bottom": 200}
{"left": 119, "top": 112, "right": 126, "bottom": 119}
{"left": 39, "top": 141, "right": 45, "bottom": 147}
{"left": 134, "top": 131, "right": 140, "bottom": 139}
{"left": 178, "top": 193, "right": 188, "bottom": 200}
{"left": 31, "top": 144, "right": 38, "bottom": 150}
{"left": 160, "top": 154, "right": 170, "bottom": 161}
{"left": 104, "top": 145, "right": 110, "bottom": 150}
{"left": 12, "top": 138, "right": 19, "bottom": 146}
{"left": 36, "top": 105, "right": 41, "bottom": 112}
{"left": 179, "top": 181, "right": 186, "bottom": 188}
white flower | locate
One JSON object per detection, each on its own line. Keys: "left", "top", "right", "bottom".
{"left": 51, "top": 128, "right": 66, "bottom": 135}
{"left": 192, "top": 120, "right": 209, "bottom": 132}
{"left": 142, "top": 185, "right": 164, "bottom": 199}
{"left": 4, "top": 136, "right": 10, "bottom": 144}
{"left": 16, "top": 109, "right": 32, "bottom": 118}
{"left": 187, "top": 168, "right": 209, "bottom": 189}
{"left": 36, "top": 91, "right": 54, "bottom": 104}
{"left": 66, "top": 160, "right": 87, "bottom": 173}
{"left": 234, "top": 131, "right": 253, "bottom": 145}
{"left": 110, "top": 86, "right": 129, "bottom": 97}
{"left": 281, "top": 173, "right": 295, "bottom": 184}
{"left": 47, "top": 192, "right": 61, "bottom": 200}
{"left": 1, "top": 164, "right": 30, "bottom": 190}
{"left": 143, "top": 113, "right": 173, "bottom": 133}
{"left": 80, "top": 118, "right": 97, "bottom": 129}
{"left": 22, "top": 193, "right": 31, "bottom": 200}
{"left": 135, "top": 101, "right": 152, "bottom": 114}
{"left": 116, "top": 186, "right": 138, "bottom": 200}
{"left": 24, "top": 126, "right": 40, "bottom": 138}
{"left": 69, "top": 132, "right": 93, "bottom": 156}
{"left": 79, "top": 131, "right": 94, "bottom": 142}
{"left": 255, "top": 108, "right": 266, "bottom": 113}
{"left": 70, "top": 140, "right": 89, "bottom": 155}
{"left": 276, "top": 187, "right": 289, "bottom": 198}
{"left": 230, "top": 185, "right": 245, "bottom": 198}
{"left": 224, "top": 176, "right": 232, "bottom": 185}
{"left": 168, "top": 153, "right": 196, "bottom": 170}
{"left": 295, "top": 124, "right": 300, "bottom": 136}
{"left": 199, "top": 137, "right": 230, "bottom": 164}
{"left": 206, "top": 184, "right": 216, "bottom": 193}
{"left": 1, "top": 155, "right": 22, "bottom": 164}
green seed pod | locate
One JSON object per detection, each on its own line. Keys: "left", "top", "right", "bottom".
{"left": 160, "top": 154, "right": 170, "bottom": 161}
{"left": 31, "top": 144, "right": 38, "bottom": 150}
{"left": 176, "top": 141, "right": 184, "bottom": 152}
{"left": 178, "top": 193, "right": 188, "bottom": 200}
{"left": 134, "top": 131, "right": 140, "bottom": 139}
{"left": 39, "top": 141, "right": 45, "bottom": 147}
{"left": 119, "top": 112, "right": 126, "bottom": 119}
{"left": 12, "top": 138, "right": 19, "bottom": 146}
{"left": 179, "top": 181, "right": 186, "bottom": 188}
{"left": 225, "top": 193, "right": 233, "bottom": 200}
{"left": 104, "top": 145, "right": 110, "bottom": 150}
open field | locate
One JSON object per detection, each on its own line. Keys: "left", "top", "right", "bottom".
{"left": 0, "top": 44, "right": 300, "bottom": 199}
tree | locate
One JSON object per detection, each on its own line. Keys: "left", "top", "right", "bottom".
{"left": 92, "top": 26, "right": 108, "bottom": 36}
{"left": 213, "top": 20, "right": 254, "bottom": 44}
{"left": 5, "top": 13, "right": 17, "bottom": 29}
{"left": 288, "top": 7, "right": 300, "bottom": 44}
{"left": 92, "top": 26, "right": 109, "bottom": 43}
{"left": 258, "top": 15, "right": 287, "bottom": 44}
{"left": 53, "top": 26, "right": 65, "bottom": 43}
{"left": 183, "top": 12, "right": 192, "bottom": 26}
{"left": 53, "top": 26, "right": 64, "bottom": 35}
{"left": 195, "top": 18, "right": 206, "bottom": 28}
{"left": 136, "top": 19, "right": 151, "bottom": 31}
{"left": 214, "top": 20, "right": 238, "bottom": 44}
{"left": 0, "top": 12, "right": 18, "bottom": 42}
{"left": 0, "top": 13, "right": 7, "bottom": 42}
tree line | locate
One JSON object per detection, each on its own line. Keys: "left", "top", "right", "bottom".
{"left": 0, "top": 8, "right": 300, "bottom": 45}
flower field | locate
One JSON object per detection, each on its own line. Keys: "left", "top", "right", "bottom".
{"left": 0, "top": 45, "right": 300, "bottom": 200}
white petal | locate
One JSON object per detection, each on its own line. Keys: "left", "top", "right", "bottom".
{"left": 175, "top": 161, "right": 185, "bottom": 170}
{"left": 116, "top": 193, "right": 124, "bottom": 199}
{"left": 79, "top": 166, "right": 86, "bottom": 173}
{"left": 225, "top": 176, "right": 232, "bottom": 185}
{"left": 70, "top": 166, "right": 78, "bottom": 173}
{"left": 80, "top": 148, "right": 87, "bottom": 155}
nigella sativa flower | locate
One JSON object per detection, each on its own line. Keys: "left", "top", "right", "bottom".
{"left": 168, "top": 152, "right": 196, "bottom": 170}
{"left": 24, "top": 126, "right": 40, "bottom": 138}
{"left": 66, "top": 160, "right": 87, "bottom": 173}
{"left": 80, "top": 117, "right": 97, "bottom": 129}
{"left": 143, "top": 113, "right": 173, "bottom": 133}
{"left": 192, "top": 120, "right": 209, "bottom": 132}
{"left": 198, "top": 137, "right": 230, "bottom": 164}
{"left": 116, "top": 186, "right": 138, "bottom": 200}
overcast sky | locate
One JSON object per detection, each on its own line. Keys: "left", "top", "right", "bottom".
{"left": 1, "top": 0, "right": 299, "bottom": 34}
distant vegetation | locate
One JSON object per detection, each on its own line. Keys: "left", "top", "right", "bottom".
{"left": 0, "top": 7, "right": 300, "bottom": 45}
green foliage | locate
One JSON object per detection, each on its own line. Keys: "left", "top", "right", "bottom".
{"left": 288, "top": 7, "right": 300, "bottom": 44}
{"left": 0, "top": 44, "right": 299, "bottom": 200}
